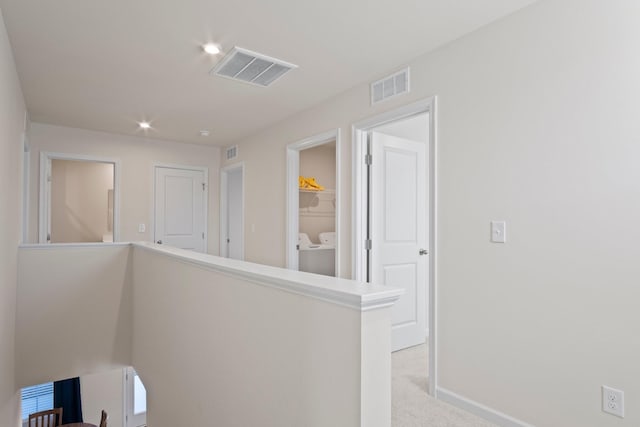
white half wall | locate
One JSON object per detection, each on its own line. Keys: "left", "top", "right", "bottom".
{"left": 131, "top": 243, "right": 398, "bottom": 427}
{"left": 27, "top": 123, "right": 221, "bottom": 253}
{"left": 227, "top": 0, "right": 640, "bottom": 425}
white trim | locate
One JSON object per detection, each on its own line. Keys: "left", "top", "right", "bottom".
{"left": 22, "top": 133, "right": 30, "bottom": 244}
{"left": 286, "top": 129, "right": 341, "bottom": 276}
{"left": 20, "top": 242, "right": 130, "bottom": 249}
{"left": 351, "top": 96, "right": 438, "bottom": 395}
{"left": 122, "top": 368, "right": 128, "bottom": 427}
{"left": 219, "top": 162, "right": 245, "bottom": 260}
{"left": 437, "top": 388, "right": 535, "bottom": 427}
{"left": 152, "top": 163, "right": 209, "bottom": 253}
{"left": 38, "top": 152, "right": 121, "bottom": 243}
{"left": 134, "top": 242, "right": 402, "bottom": 312}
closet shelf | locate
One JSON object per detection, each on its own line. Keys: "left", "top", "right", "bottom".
{"left": 299, "top": 188, "right": 335, "bottom": 193}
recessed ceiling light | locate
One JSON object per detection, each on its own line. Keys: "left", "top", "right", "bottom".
{"left": 139, "top": 121, "right": 151, "bottom": 129}
{"left": 200, "top": 130, "right": 210, "bottom": 137}
{"left": 203, "top": 44, "right": 220, "bottom": 55}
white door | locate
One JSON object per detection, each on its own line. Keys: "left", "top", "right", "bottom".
{"left": 370, "top": 131, "right": 427, "bottom": 352}
{"left": 226, "top": 167, "right": 243, "bottom": 260}
{"left": 154, "top": 167, "right": 206, "bottom": 252}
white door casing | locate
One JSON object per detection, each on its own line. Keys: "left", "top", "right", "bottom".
{"left": 285, "top": 129, "right": 341, "bottom": 275}
{"left": 154, "top": 166, "right": 207, "bottom": 253}
{"left": 370, "top": 131, "right": 428, "bottom": 352}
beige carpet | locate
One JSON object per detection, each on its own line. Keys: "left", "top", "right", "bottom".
{"left": 392, "top": 344, "right": 497, "bottom": 427}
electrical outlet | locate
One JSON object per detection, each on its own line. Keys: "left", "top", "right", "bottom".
{"left": 602, "top": 385, "right": 624, "bottom": 418}
{"left": 138, "top": 223, "right": 146, "bottom": 233}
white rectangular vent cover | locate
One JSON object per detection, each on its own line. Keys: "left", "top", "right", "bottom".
{"left": 226, "top": 145, "right": 238, "bottom": 160}
{"left": 212, "top": 47, "right": 298, "bottom": 87}
{"left": 371, "top": 67, "right": 410, "bottom": 105}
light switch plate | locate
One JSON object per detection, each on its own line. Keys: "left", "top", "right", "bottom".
{"left": 491, "top": 221, "right": 506, "bottom": 243}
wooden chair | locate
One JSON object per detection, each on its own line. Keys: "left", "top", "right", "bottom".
{"left": 99, "top": 409, "right": 108, "bottom": 427}
{"left": 28, "top": 408, "right": 63, "bottom": 427}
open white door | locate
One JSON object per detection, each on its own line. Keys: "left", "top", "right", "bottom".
{"left": 220, "top": 164, "right": 244, "bottom": 260}
{"left": 370, "top": 131, "right": 428, "bottom": 352}
{"left": 154, "top": 166, "right": 206, "bottom": 253}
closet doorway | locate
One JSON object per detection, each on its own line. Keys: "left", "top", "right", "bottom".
{"left": 286, "top": 130, "right": 341, "bottom": 277}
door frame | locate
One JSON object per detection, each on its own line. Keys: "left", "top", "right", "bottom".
{"left": 152, "top": 163, "right": 209, "bottom": 252}
{"left": 219, "top": 162, "right": 245, "bottom": 259}
{"left": 39, "top": 152, "right": 121, "bottom": 243}
{"left": 352, "top": 96, "right": 437, "bottom": 396}
{"left": 286, "top": 129, "right": 341, "bottom": 275}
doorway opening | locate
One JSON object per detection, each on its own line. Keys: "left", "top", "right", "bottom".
{"left": 39, "top": 152, "right": 119, "bottom": 244}
{"left": 124, "top": 367, "right": 147, "bottom": 427}
{"left": 353, "top": 97, "right": 437, "bottom": 396}
{"left": 286, "top": 130, "right": 341, "bottom": 277}
{"left": 220, "top": 162, "right": 245, "bottom": 260}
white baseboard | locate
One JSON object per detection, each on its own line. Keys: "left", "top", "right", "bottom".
{"left": 436, "top": 387, "right": 534, "bottom": 427}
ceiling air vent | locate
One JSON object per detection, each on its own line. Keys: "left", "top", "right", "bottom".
{"left": 226, "top": 145, "right": 238, "bottom": 161}
{"left": 371, "top": 67, "right": 410, "bottom": 105}
{"left": 211, "top": 47, "right": 298, "bottom": 87}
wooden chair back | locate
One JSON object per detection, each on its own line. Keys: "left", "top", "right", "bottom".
{"left": 99, "top": 409, "right": 108, "bottom": 427}
{"left": 28, "top": 408, "right": 63, "bottom": 427}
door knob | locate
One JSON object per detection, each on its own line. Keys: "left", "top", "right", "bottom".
{"left": 419, "top": 249, "right": 428, "bottom": 255}
{"left": 157, "top": 240, "right": 162, "bottom": 244}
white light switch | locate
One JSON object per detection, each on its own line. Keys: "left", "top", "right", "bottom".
{"left": 491, "top": 221, "right": 506, "bottom": 243}
{"left": 138, "top": 223, "right": 146, "bottom": 233}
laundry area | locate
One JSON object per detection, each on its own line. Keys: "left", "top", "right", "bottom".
{"left": 297, "top": 141, "right": 336, "bottom": 277}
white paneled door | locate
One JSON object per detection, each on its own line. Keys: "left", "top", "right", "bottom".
{"left": 370, "top": 131, "right": 427, "bottom": 352}
{"left": 154, "top": 166, "right": 206, "bottom": 253}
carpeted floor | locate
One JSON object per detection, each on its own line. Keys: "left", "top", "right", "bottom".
{"left": 392, "top": 344, "right": 497, "bottom": 427}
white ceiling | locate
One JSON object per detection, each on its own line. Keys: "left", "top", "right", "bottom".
{"left": 0, "top": 0, "right": 536, "bottom": 146}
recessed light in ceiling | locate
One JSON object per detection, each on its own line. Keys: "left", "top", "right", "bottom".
{"left": 139, "top": 121, "right": 151, "bottom": 129}
{"left": 200, "top": 130, "right": 210, "bottom": 137}
{"left": 203, "top": 44, "right": 220, "bottom": 55}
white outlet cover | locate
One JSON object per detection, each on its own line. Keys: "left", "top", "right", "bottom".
{"left": 602, "top": 385, "right": 624, "bottom": 418}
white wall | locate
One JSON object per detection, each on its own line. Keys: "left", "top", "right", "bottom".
{"left": 81, "top": 368, "right": 124, "bottom": 427}
{"left": 16, "top": 245, "right": 132, "bottom": 389}
{"left": 27, "top": 123, "right": 221, "bottom": 253}
{"left": 51, "top": 159, "right": 114, "bottom": 243}
{"left": 0, "top": 7, "right": 26, "bottom": 427}
{"left": 228, "top": 0, "right": 640, "bottom": 425}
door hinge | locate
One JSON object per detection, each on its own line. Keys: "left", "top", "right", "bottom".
{"left": 202, "top": 232, "right": 205, "bottom": 239}
{"left": 365, "top": 239, "right": 372, "bottom": 250}
{"left": 365, "top": 154, "right": 372, "bottom": 165}
{"left": 202, "top": 182, "right": 206, "bottom": 191}
{"left": 47, "top": 175, "right": 52, "bottom": 182}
